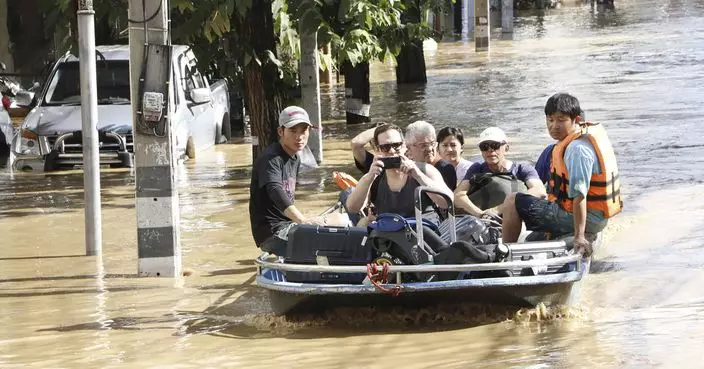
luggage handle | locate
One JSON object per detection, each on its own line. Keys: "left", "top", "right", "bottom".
{"left": 315, "top": 225, "right": 351, "bottom": 235}
{"left": 316, "top": 250, "right": 345, "bottom": 257}
{"left": 414, "top": 187, "right": 456, "bottom": 254}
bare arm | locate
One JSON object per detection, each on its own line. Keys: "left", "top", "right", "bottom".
{"left": 410, "top": 162, "right": 452, "bottom": 209}
{"left": 525, "top": 178, "right": 547, "bottom": 198}
{"left": 572, "top": 195, "right": 593, "bottom": 256}
{"left": 283, "top": 205, "right": 308, "bottom": 224}
{"left": 350, "top": 127, "right": 376, "bottom": 166}
{"left": 453, "top": 180, "right": 484, "bottom": 216}
{"left": 346, "top": 157, "right": 384, "bottom": 213}
{"left": 345, "top": 172, "right": 376, "bottom": 213}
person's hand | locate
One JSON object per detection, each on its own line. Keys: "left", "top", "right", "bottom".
{"left": 573, "top": 235, "right": 593, "bottom": 257}
{"left": 302, "top": 217, "right": 326, "bottom": 226}
{"left": 399, "top": 155, "right": 420, "bottom": 177}
{"left": 480, "top": 208, "right": 502, "bottom": 226}
{"left": 368, "top": 156, "right": 385, "bottom": 177}
{"left": 481, "top": 208, "right": 501, "bottom": 220}
{"left": 363, "top": 203, "right": 376, "bottom": 217}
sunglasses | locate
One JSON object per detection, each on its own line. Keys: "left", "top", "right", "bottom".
{"left": 479, "top": 141, "right": 505, "bottom": 151}
{"left": 377, "top": 141, "right": 404, "bottom": 152}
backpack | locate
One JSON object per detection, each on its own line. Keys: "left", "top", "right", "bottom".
{"left": 367, "top": 213, "right": 447, "bottom": 281}
{"left": 467, "top": 172, "right": 527, "bottom": 210}
{"left": 432, "top": 240, "right": 511, "bottom": 281}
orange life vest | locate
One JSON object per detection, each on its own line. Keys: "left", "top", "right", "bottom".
{"left": 547, "top": 122, "right": 623, "bottom": 218}
{"left": 333, "top": 171, "right": 358, "bottom": 190}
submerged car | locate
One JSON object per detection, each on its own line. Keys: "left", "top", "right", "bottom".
{"left": 10, "top": 45, "right": 231, "bottom": 171}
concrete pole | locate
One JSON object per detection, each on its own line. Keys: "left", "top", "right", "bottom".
{"left": 76, "top": 0, "right": 102, "bottom": 256}
{"left": 475, "top": 0, "right": 490, "bottom": 52}
{"left": 298, "top": 27, "right": 323, "bottom": 163}
{"left": 468, "top": 0, "right": 475, "bottom": 36}
{"left": 461, "top": 0, "right": 470, "bottom": 41}
{"left": 128, "top": 0, "right": 181, "bottom": 277}
{"left": 502, "top": 0, "right": 514, "bottom": 33}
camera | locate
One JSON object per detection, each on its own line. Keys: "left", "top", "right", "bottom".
{"left": 379, "top": 156, "right": 402, "bottom": 169}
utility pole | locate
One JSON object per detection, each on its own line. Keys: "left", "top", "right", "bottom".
{"left": 128, "top": 0, "right": 181, "bottom": 277}
{"left": 475, "top": 0, "right": 490, "bottom": 52}
{"left": 299, "top": 26, "right": 323, "bottom": 163}
{"left": 501, "top": 0, "right": 514, "bottom": 34}
{"left": 76, "top": 0, "right": 102, "bottom": 256}
{"left": 461, "top": 0, "right": 470, "bottom": 41}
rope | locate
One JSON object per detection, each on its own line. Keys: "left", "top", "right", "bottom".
{"left": 366, "top": 263, "right": 402, "bottom": 297}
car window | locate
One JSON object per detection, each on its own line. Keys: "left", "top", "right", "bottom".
{"left": 44, "top": 61, "right": 131, "bottom": 105}
{"left": 187, "top": 61, "right": 206, "bottom": 90}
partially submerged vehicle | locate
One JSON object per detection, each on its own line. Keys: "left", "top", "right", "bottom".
{"left": 10, "top": 45, "right": 230, "bottom": 171}
{"left": 256, "top": 187, "right": 597, "bottom": 315}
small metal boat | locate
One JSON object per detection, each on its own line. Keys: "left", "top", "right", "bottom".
{"left": 255, "top": 187, "right": 597, "bottom": 315}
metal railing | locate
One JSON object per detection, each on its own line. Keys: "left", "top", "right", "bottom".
{"left": 256, "top": 243, "right": 583, "bottom": 275}
{"left": 50, "top": 132, "right": 132, "bottom": 154}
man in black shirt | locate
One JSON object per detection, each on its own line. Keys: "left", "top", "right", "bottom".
{"left": 249, "top": 106, "right": 320, "bottom": 255}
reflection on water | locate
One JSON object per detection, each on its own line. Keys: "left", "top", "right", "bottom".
{"left": 2, "top": 0, "right": 704, "bottom": 367}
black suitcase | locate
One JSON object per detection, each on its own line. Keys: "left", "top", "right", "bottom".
{"left": 285, "top": 225, "right": 372, "bottom": 284}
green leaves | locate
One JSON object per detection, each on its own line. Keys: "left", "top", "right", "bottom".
{"left": 294, "top": 0, "right": 404, "bottom": 67}
{"left": 36, "top": 0, "right": 440, "bottom": 96}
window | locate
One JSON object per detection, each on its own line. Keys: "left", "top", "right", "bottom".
{"left": 44, "top": 61, "right": 131, "bottom": 105}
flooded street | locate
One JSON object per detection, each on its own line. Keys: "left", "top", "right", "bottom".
{"left": 2, "top": 0, "right": 704, "bottom": 367}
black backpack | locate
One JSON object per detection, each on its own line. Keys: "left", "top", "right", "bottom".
{"left": 467, "top": 172, "right": 527, "bottom": 210}
{"left": 432, "top": 240, "right": 511, "bottom": 281}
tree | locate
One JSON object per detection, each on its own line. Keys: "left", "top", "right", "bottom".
{"left": 0, "top": 0, "right": 13, "bottom": 71}
{"left": 11, "top": 0, "right": 129, "bottom": 75}
{"left": 7, "top": 0, "right": 51, "bottom": 75}
{"left": 395, "top": 0, "right": 430, "bottom": 84}
{"left": 172, "top": 0, "right": 296, "bottom": 159}
{"left": 394, "top": 0, "right": 452, "bottom": 84}
{"left": 290, "top": 0, "right": 403, "bottom": 124}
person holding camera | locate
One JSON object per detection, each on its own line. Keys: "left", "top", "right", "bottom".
{"left": 345, "top": 123, "right": 452, "bottom": 225}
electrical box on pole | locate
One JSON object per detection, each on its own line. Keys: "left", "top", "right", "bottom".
{"left": 475, "top": 0, "right": 490, "bottom": 52}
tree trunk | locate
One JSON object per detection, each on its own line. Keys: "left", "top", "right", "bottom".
{"left": 0, "top": 0, "right": 13, "bottom": 71}
{"left": 396, "top": 41, "right": 427, "bottom": 84}
{"left": 7, "top": 0, "right": 50, "bottom": 75}
{"left": 396, "top": 5, "right": 427, "bottom": 84}
{"left": 343, "top": 61, "right": 370, "bottom": 125}
{"left": 454, "top": 0, "right": 463, "bottom": 35}
{"left": 235, "top": 0, "right": 283, "bottom": 160}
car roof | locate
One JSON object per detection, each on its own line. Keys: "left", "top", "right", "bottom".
{"left": 62, "top": 44, "right": 191, "bottom": 62}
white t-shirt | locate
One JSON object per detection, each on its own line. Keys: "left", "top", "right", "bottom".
{"left": 455, "top": 158, "right": 473, "bottom": 185}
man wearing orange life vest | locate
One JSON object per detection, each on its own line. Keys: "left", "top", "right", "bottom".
{"left": 501, "top": 93, "right": 623, "bottom": 256}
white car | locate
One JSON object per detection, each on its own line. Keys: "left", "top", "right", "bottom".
{"left": 10, "top": 45, "right": 231, "bottom": 171}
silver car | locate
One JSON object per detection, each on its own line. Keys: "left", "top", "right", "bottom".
{"left": 11, "top": 45, "right": 230, "bottom": 171}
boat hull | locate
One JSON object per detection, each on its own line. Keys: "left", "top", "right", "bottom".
{"left": 258, "top": 260, "right": 589, "bottom": 315}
